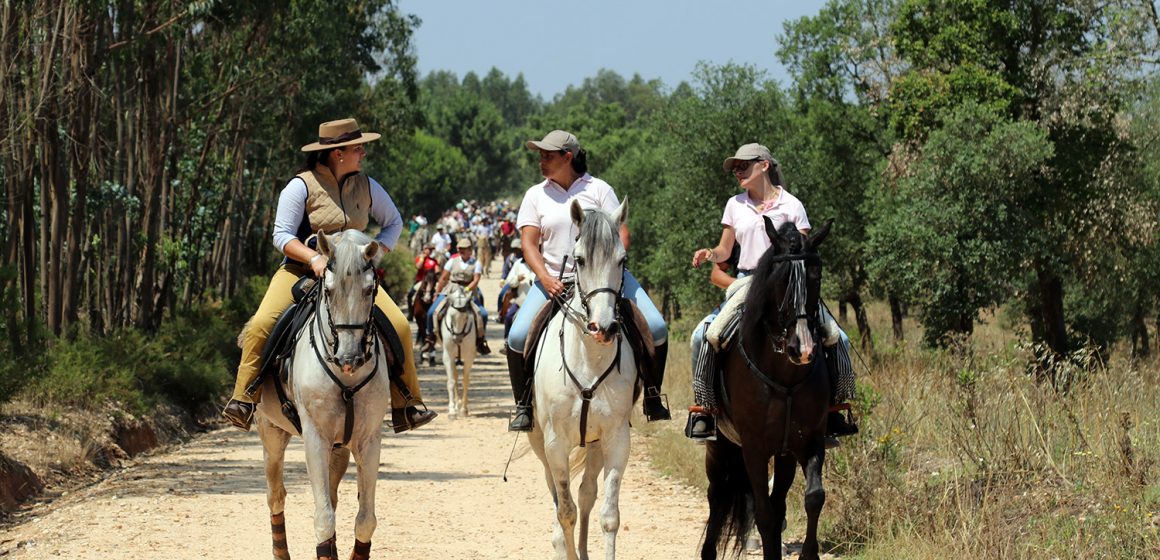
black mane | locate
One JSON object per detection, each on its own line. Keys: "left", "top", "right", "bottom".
{"left": 741, "top": 222, "right": 805, "bottom": 338}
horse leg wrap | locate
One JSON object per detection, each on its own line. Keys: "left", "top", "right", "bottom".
{"left": 271, "top": 512, "right": 290, "bottom": 560}
{"left": 349, "top": 539, "right": 371, "bottom": 560}
{"left": 316, "top": 535, "right": 338, "bottom": 560}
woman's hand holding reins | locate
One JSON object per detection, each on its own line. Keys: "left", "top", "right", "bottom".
{"left": 310, "top": 253, "right": 329, "bottom": 278}
{"left": 540, "top": 275, "right": 565, "bottom": 298}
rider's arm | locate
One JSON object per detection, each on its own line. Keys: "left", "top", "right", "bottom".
{"left": 520, "top": 226, "right": 552, "bottom": 283}
{"left": 368, "top": 177, "right": 402, "bottom": 251}
{"left": 435, "top": 269, "right": 450, "bottom": 293}
{"left": 709, "top": 262, "right": 735, "bottom": 290}
{"left": 466, "top": 273, "right": 481, "bottom": 293}
{"left": 693, "top": 226, "right": 736, "bottom": 268}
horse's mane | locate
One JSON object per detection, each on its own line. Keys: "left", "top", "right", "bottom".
{"left": 577, "top": 208, "right": 620, "bottom": 261}
{"left": 331, "top": 230, "right": 375, "bottom": 276}
{"left": 741, "top": 222, "right": 804, "bottom": 337}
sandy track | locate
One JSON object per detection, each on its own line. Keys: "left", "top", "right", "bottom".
{"left": 1, "top": 260, "right": 719, "bottom": 559}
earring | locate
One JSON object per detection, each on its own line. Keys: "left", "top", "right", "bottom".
{"left": 339, "top": 157, "right": 344, "bottom": 162}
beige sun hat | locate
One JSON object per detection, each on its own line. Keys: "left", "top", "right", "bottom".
{"left": 525, "top": 130, "right": 580, "bottom": 155}
{"left": 457, "top": 238, "right": 473, "bottom": 249}
{"left": 300, "top": 118, "right": 382, "bottom": 152}
{"left": 723, "top": 143, "right": 785, "bottom": 185}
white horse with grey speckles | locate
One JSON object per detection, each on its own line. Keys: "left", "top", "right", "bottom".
{"left": 254, "top": 230, "right": 392, "bottom": 560}
{"left": 528, "top": 199, "right": 638, "bottom": 560}
{"left": 438, "top": 283, "right": 478, "bottom": 418}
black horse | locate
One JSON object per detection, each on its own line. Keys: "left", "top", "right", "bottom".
{"left": 701, "top": 217, "right": 832, "bottom": 560}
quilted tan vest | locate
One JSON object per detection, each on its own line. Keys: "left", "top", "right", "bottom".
{"left": 297, "top": 166, "right": 372, "bottom": 235}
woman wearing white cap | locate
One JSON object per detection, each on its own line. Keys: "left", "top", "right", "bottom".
{"left": 505, "top": 130, "right": 671, "bottom": 432}
{"left": 221, "top": 118, "right": 436, "bottom": 434}
{"left": 424, "top": 237, "right": 490, "bottom": 354}
{"left": 687, "top": 143, "right": 857, "bottom": 441}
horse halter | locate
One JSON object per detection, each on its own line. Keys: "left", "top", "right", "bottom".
{"left": 316, "top": 260, "right": 378, "bottom": 366}
{"left": 569, "top": 251, "right": 627, "bottom": 331}
{"left": 442, "top": 292, "right": 474, "bottom": 341}
{"left": 761, "top": 252, "right": 821, "bottom": 359}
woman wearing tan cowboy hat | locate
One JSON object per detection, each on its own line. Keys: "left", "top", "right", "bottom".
{"left": 222, "top": 118, "right": 436, "bottom": 433}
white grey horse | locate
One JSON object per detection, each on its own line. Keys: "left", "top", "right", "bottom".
{"left": 528, "top": 199, "right": 637, "bottom": 560}
{"left": 438, "top": 283, "right": 478, "bottom": 418}
{"left": 254, "top": 230, "right": 391, "bottom": 560}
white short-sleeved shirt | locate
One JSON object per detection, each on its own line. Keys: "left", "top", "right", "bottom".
{"left": 431, "top": 232, "right": 452, "bottom": 255}
{"left": 516, "top": 174, "right": 619, "bottom": 278}
{"left": 721, "top": 188, "right": 811, "bottom": 271}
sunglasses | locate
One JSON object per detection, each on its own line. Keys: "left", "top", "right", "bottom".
{"left": 730, "top": 159, "right": 761, "bottom": 174}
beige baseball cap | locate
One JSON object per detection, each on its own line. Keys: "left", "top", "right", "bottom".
{"left": 722, "top": 143, "right": 776, "bottom": 172}
{"left": 457, "top": 238, "right": 472, "bottom": 249}
{"left": 723, "top": 143, "right": 785, "bottom": 186}
{"left": 525, "top": 130, "right": 580, "bottom": 155}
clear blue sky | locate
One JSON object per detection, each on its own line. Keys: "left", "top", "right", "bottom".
{"left": 397, "top": 0, "right": 827, "bottom": 99}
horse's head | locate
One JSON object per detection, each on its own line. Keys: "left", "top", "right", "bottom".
{"left": 419, "top": 269, "right": 438, "bottom": 303}
{"left": 446, "top": 284, "right": 471, "bottom": 311}
{"left": 317, "top": 230, "right": 381, "bottom": 375}
{"left": 743, "top": 217, "right": 830, "bottom": 365}
{"left": 570, "top": 198, "right": 627, "bottom": 345}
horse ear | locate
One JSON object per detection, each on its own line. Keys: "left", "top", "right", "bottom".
{"left": 363, "top": 241, "right": 381, "bottom": 262}
{"left": 763, "top": 216, "right": 785, "bottom": 250}
{"left": 808, "top": 220, "right": 832, "bottom": 249}
{"left": 570, "top": 199, "right": 585, "bottom": 228}
{"left": 611, "top": 196, "right": 628, "bottom": 226}
{"left": 317, "top": 232, "right": 332, "bottom": 257}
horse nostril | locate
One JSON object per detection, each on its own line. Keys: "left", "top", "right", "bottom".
{"left": 587, "top": 322, "right": 599, "bottom": 334}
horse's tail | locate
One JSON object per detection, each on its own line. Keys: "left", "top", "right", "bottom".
{"left": 568, "top": 445, "right": 588, "bottom": 481}
{"left": 701, "top": 438, "right": 753, "bottom": 558}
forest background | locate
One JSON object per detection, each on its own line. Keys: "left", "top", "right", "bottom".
{"left": 2, "top": 0, "right": 1160, "bottom": 557}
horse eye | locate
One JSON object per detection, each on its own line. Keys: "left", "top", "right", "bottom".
{"left": 575, "top": 256, "right": 586, "bottom": 267}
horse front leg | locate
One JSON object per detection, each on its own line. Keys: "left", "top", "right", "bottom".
{"left": 576, "top": 443, "right": 604, "bottom": 560}
{"left": 545, "top": 438, "right": 579, "bottom": 560}
{"left": 799, "top": 449, "right": 827, "bottom": 560}
{"left": 301, "top": 422, "right": 339, "bottom": 559}
{"left": 444, "top": 348, "right": 459, "bottom": 418}
{"left": 348, "top": 433, "right": 383, "bottom": 560}
{"left": 258, "top": 418, "right": 292, "bottom": 560}
{"left": 598, "top": 427, "right": 630, "bottom": 560}
{"left": 454, "top": 354, "right": 468, "bottom": 417}
{"left": 743, "top": 445, "right": 784, "bottom": 560}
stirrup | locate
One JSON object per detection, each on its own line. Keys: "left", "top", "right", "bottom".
{"left": 642, "top": 387, "right": 670, "bottom": 422}
{"left": 222, "top": 399, "right": 255, "bottom": 432}
{"left": 391, "top": 403, "right": 438, "bottom": 433}
{"left": 508, "top": 404, "right": 533, "bottom": 432}
{"left": 684, "top": 410, "right": 717, "bottom": 442}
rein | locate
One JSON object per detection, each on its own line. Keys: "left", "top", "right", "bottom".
{"left": 308, "top": 260, "right": 381, "bottom": 448}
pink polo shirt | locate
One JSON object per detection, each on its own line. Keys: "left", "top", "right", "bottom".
{"left": 722, "top": 188, "right": 811, "bottom": 271}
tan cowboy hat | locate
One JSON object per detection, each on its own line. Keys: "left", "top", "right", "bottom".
{"left": 300, "top": 118, "right": 382, "bottom": 152}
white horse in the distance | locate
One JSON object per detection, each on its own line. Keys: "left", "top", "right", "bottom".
{"left": 438, "top": 283, "right": 478, "bottom": 418}
{"left": 528, "top": 200, "right": 638, "bottom": 560}
{"left": 254, "top": 230, "right": 393, "bottom": 560}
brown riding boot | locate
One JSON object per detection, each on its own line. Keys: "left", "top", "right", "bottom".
{"left": 391, "top": 405, "right": 437, "bottom": 433}
{"left": 222, "top": 399, "right": 255, "bottom": 431}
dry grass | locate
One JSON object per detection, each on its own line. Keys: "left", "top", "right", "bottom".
{"left": 640, "top": 303, "right": 1160, "bottom": 559}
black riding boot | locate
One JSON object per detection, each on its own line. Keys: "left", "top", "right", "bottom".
{"left": 506, "top": 344, "right": 533, "bottom": 432}
{"left": 642, "top": 341, "right": 671, "bottom": 421}
{"left": 825, "top": 347, "right": 858, "bottom": 437}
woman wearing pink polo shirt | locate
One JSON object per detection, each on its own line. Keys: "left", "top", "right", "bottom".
{"left": 504, "top": 130, "right": 671, "bottom": 432}
{"left": 686, "top": 143, "right": 857, "bottom": 442}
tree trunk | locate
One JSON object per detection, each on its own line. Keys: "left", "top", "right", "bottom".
{"left": 846, "top": 290, "right": 874, "bottom": 356}
{"left": 889, "top": 293, "right": 904, "bottom": 342}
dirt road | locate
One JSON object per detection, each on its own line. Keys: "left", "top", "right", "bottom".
{"left": 1, "top": 259, "right": 718, "bottom": 559}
